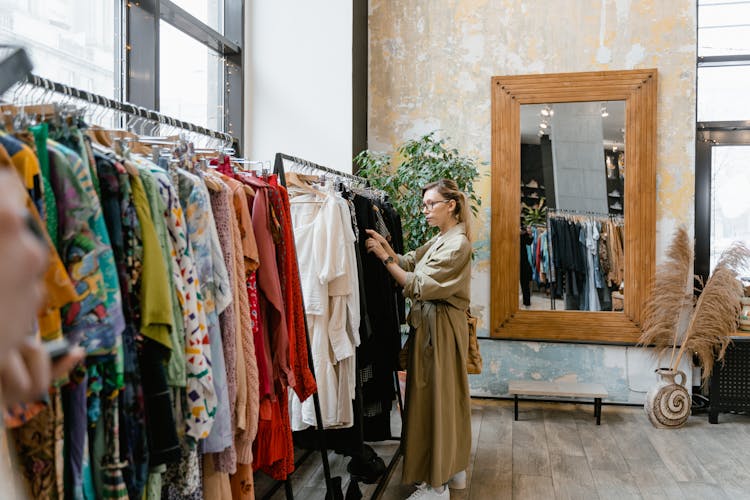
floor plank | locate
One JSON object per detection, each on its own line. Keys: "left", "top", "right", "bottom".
{"left": 643, "top": 425, "right": 716, "bottom": 483}
{"left": 676, "top": 481, "right": 731, "bottom": 500}
{"left": 512, "top": 474, "right": 555, "bottom": 500}
{"left": 549, "top": 452, "right": 599, "bottom": 500}
{"left": 543, "top": 409, "right": 586, "bottom": 457}
{"left": 511, "top": 419, "right": 551, "bottom": 476}
{"left": 590, "top": 469, "right": 643, "bottom": 499}
{"left": 578, "top": 420, "right": 629, "bottom": 472}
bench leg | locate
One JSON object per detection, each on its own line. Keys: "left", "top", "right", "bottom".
{"left": 594, "top": 398, "right": 602, "bottom": 425}
{"left": 514, "top": 395, "right": 519, "bottom": 421}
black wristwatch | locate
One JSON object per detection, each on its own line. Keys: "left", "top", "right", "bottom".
{"left": 383, "top": 256, "right": 395, "bottom": 266}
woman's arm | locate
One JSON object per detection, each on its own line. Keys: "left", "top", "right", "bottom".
{"left": 365, "top": 230, "right": 409, "bottom": 286}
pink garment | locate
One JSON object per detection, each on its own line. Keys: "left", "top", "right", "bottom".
{"left": 207, "top": 180, "right": 239, "bottom": 473}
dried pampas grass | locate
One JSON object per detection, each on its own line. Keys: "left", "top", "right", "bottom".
{"left": 640, "top": 230, "right": 750, "bottom": 387}
{"left": 673, "top": 241, "right": 750, "bottom": 386}
{"left": 638, "top": 226, "right": 695, "bottom": 366}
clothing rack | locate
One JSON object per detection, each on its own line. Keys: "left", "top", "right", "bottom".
{"left": 265, "top": 153, "right": 344, "bottom": 500}
{"left": 0, "top": 46, "right": 33, "bottom": 95}
{"left": 7, "top": 72, "right": 236, "bottom": 146}
{"left": 547, "top": 207, "right": 623, "bottom": 221}
{"left": 545, "top": 208, "right": 624, "bottom": 310}
{"left": 274, "top": 153, "right": 405, "bottom": 500}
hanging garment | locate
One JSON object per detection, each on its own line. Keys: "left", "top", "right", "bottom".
{"left": 207, "top": 177, "right": 242, "bottom": 474}
{"left": 177, "top": 168, "right": 233, "bottom": 456}
{"left": 351, "top": 193, "right": 401, "bottom": 441}
{"left": 289, "top": 191, "right": 357, "bottom": 430}
{"left": 48, "top": 138, "right": 125, "bottom": 356}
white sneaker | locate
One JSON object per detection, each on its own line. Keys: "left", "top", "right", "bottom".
{"left": 406, "top": 483, "right": 450, "bottom": 499}
{"left": 448, "top": 470, "right": 466, "bottom": 489}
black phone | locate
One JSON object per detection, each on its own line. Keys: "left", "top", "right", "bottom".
{"left": 43, "top": 338, "right": 72, "bottom": 361}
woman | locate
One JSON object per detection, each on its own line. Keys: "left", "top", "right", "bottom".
{"left": 365, "top": 178, "right": 472, "bottom": 499}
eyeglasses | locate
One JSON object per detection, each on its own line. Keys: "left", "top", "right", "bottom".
{"left": 421, "top": 199, "right": 451, "bottom": 212}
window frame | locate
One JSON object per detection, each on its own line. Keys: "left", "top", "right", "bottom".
{"left": 126, "top": 0, "right": 242, "bottom": 150}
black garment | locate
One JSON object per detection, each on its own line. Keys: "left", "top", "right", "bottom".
{"left": 352, "top": 194, "right": 402, "bottom": 441}
{"left": 520, "top": 231, "right": 533, "bottom": 306}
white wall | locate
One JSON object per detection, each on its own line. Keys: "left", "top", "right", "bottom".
{"left": 244, "top": 1, "right": 353, "bottom": 173}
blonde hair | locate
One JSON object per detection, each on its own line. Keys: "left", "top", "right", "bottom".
{"left": 422, "top": 178, "right": 473, "bottom": 242}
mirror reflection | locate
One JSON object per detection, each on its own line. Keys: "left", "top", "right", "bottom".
{"left": 519, "top": 101, "right": 626, "bottom": 311}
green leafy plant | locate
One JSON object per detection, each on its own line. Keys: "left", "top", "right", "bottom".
{"left": 522, "top": 197, "right": 547, "bottom": 227}
{"left": 354, "top": 131, "right": 483, "bottom": 252}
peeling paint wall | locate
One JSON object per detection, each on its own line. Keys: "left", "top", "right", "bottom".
{"left": 369, "top": 0, "right": 697, "bottom": 402}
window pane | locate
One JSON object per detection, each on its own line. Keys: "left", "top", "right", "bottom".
{"left": 697, "top": 65, "right": 750, "bottom": 121}
{"left": 0, "top": 0, "right": 119, "bottom": 97}
{"left": 170, "top": 0, "right": 224, "bottom": 34}
{"left": 159, "top": 21, "right": 223, "bottom": 132}
{"left": 699, "top": 0, "right": 750, "bottom": 57}
{"left": 710, "top": 145, "right": 750, "bottom": 275}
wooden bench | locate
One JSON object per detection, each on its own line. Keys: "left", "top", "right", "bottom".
{"left": 507, "top": 381, "right": 609, "bottom": 425}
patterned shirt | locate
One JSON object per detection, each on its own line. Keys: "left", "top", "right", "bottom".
{"left": 145, "top": 163, "right": 217, "bottom": 441}
{"left": 48, "top": 140, "right": 125, "bottom": 358}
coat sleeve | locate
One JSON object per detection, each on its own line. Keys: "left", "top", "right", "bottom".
{"left": 398, "top": 236, "right": 437, "bottom": 271}
{"left": 402, "top": 235, "right": 471, "bottom": 302}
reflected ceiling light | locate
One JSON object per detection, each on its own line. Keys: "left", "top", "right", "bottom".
{"left": 539, "top": 120, "right": 548, "bottom": 129}
{"left": 600, "top": 104, "right": 609, "bottom": 118}
{"left": 540, "top": 104, "right": 554, "bottom": 117}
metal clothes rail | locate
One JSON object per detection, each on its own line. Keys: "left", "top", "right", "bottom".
{"left": 274, "top": 153, "right": 368, "bottom": 188}
{"left": 8, "top": 72, "right": 236, "bottom": 145}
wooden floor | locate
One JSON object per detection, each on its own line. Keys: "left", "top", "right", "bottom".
{"left": 255, "top": 398, "right": 750, "bottom": 500}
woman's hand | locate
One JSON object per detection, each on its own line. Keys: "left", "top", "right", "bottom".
{"left": 365, "top": 236, "right": 388, "bottom": 260}
{"left": 365, "top": 229, "right": 397, "bottom": 260}
{"left": 0, "top": 339, "right": 85, "bottom": 405}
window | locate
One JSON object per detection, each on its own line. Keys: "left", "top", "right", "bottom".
{"left": 695, "top": 1, "right": 750, "bottom": 281}
{"left": 697, "top": 65, "right": 750, "bottom": 121}
{"left": 710, "top": 146, "right": 750, "bottom": 271}
{"left": 698, "top": 0, "right": 750, "bottom": 57}
{"left": 159, "top": 21, "right": 223, "bottom": 132}
{"left": 0, "top": 0, "right": 121, "bottom": 98}
{"left": 128, "top": 0, "right": 242, "bottom": 140}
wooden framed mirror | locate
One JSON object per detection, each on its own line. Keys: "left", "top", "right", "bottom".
{"left": 490, "top": 69, "right": 657, "bottom": 343}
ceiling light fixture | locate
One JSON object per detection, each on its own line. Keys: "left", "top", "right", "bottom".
{"left": 601, "top": 103, "right": 609, "bottom": 118}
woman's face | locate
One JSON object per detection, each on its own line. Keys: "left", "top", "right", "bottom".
{"left": 421, "top": 188, "right": 455, "bottom": 228}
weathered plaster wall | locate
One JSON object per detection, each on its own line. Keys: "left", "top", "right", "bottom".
{"left": 369, "top": 0, "right": 697, "bottom": 402}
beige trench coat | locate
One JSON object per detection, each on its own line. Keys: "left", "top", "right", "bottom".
{"left": 398, "top": 223, "right": 472, "bottom": 488}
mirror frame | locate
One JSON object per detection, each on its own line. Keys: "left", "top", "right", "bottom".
{"left": 490, "top": 69, "right": 657, "bottom": 343}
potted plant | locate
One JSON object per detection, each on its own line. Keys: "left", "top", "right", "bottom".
{"left": 522, "top": 197, "right": 547, "bottom": 228}
{"left": 354, "top": 131, "right": 483, "bottom": 251}
{"left": 638, "top": 226, "right": 750, "bottom": 428}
